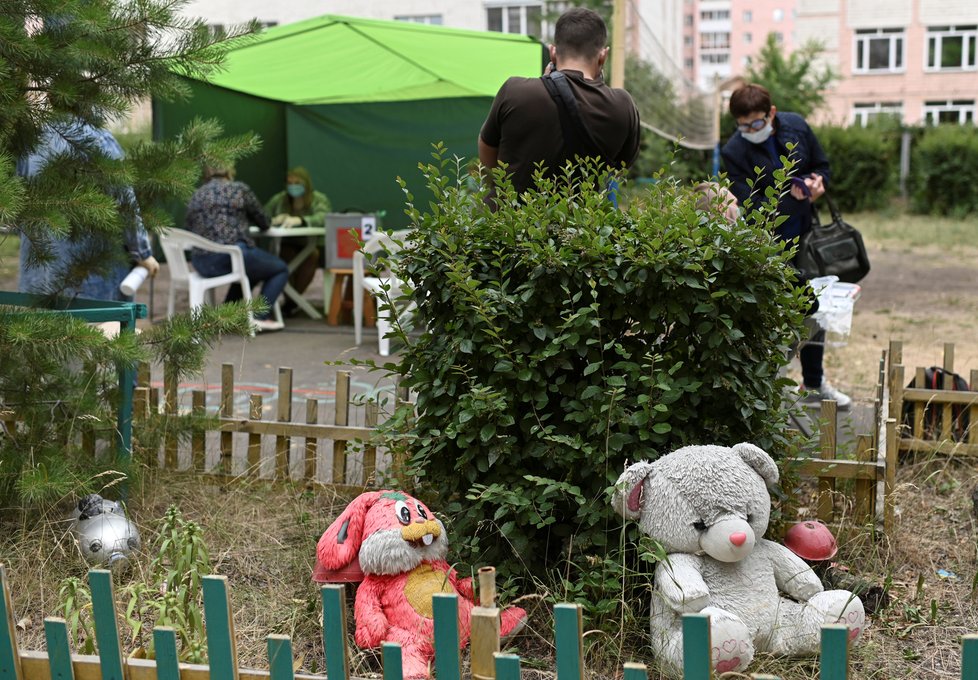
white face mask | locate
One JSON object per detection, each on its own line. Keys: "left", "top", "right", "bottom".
{"left": 742, "top": 122, "right": 774, "bottom": 144}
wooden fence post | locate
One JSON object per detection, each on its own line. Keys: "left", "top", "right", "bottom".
{"left": 962, "top": 634, "right": 978, "bottom": 680}
{"left": 554, "top": 604, "right": 583, "bottom": 680}
{"left": 88, "top": 570, "right": 125, "bottom": 680}
{"left": 248, "top": 395, "right": 263, "bottom": 477}
{"left": 202, "top": 576, "right": 239, "bottom": 680}
{"left": 820, "top": 625, "right": 849, "bottom": 680}
{"left": 267, "top": 635, "right": 295, "bottom": 680}
{"left": 192, "top": 391, "right": 206, "bottom": 472}
{"left": 622, "top": 662, "right": 648, "bottom": 680}
{"left": 364, "top": 401, "right": 379, "bottom": 486}
{"left": 471, "top": 567, "right": 501, "bottom": 680}
{"left": 681, "top": 613, "right": 710, "bottom": 680}
{"left": 971, "top": 369, "right": 978, "bottom": 447}
{"left": 382, "top": 642, "right": 403, "bottom": 680}
{"left": 854, "top": 434, "right": 875, "bottom": 524}
{"left": 42, "top": 618, "right": 73, "bottom": 680}
{"left": 220, "top": 364, "right": 235, "bottom": 475}
{"left": 818, "top": 399, "right": 838, "bottom": 523}
{"left": 153, "top": 627, "right": 180, "bottom": 680}
{"left": 276, "top": 368, "right": 293, "bottom": 480}
{"left": 305, "top": 398, "right": 319, "bottom": 481}
{"left": 0, "top": 565, "right": 23, "bottom": 680}
{"left": 433, "top": 594, "right": 461, "bottom": 680}
{"left": 321, "top": 585, "right": 350, "bottom": 680}
{"left": 333, "top": 371, "right": 350, "bottom": 484}
{"left": 494, "top": 654, "right": 521, "bottom": 680}
{"left": 884, "top": 418, "right": 898, "bottom": 533}
{"left": 164, "top": 363, "right": 178, "bottom": 469}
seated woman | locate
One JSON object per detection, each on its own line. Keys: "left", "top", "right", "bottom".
{"left": 184, "top": 164, "right": 288, "bottom": 332}
{"left": 264, "top": 167, "right": 331, "bottom": 317}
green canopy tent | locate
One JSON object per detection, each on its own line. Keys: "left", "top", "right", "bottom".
{"left": 153, "top": 15, "right": 546, "bottom": 228}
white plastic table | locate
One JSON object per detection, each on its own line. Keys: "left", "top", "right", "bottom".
{"left": 250, "top": 225, "right": 325, "bottom": 320}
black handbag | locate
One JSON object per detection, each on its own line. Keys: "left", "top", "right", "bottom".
{"left": 795, "top": 193, "right": 870, "bottom": 283}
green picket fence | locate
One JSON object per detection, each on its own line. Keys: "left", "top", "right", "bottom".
{"left": 2, "top": 566, "right": 977, "bottom": 680}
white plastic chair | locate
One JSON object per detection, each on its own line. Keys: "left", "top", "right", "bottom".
{"left": 352, "top": 232, "right": 414, "bottom": 356}
{"left": 159, "top": 228, "right": 281, "bottom": 324}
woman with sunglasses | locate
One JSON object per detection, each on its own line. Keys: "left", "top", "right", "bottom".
{"left": 720, "top": 83, "right": 850, "bottom": 411}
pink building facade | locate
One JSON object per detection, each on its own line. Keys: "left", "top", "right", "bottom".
{"left": 800, "top": 0, "right": 978, "bottom": 126}
{"left": 729, "top": 0, "right": 796, "bottom": 74}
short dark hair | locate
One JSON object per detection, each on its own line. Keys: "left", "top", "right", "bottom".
{"left": 554, "top": 7, "right": 607, "bottom": 60}
{"left": 729, "top": 84, "right": 772, "bottom": 118}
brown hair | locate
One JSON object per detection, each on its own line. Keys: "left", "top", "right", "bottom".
{"left": 286, "top": 166, "right": 315, "bottom": 214}
{"left": 554, "top": 8, "right": 607, "bottom": 61}
{"left": 203, "top": 164, "right": 235, "bottom": 181}
{"left": 728, "top": 84, "right": 772, "bottom": 119}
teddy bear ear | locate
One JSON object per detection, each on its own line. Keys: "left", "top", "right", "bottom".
{"left": 316, "top": 491, "right": 383, "bottom": 570}
{"left": 732, "top": 443, "right": 779, "bottom": 486}
{"left": 612, "top": 461, "right": 656, "bottom": 520}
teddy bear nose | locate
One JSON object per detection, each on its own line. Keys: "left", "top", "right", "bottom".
{"left": 729, "top": 532, "right": 747, "bottom": 547}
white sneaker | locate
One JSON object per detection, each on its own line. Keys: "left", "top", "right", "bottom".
{"left": 252, "top": 318, "right": 285, "bottom": 333}
{"left": 801, "top": 379, "right": 852, "bottom": 410}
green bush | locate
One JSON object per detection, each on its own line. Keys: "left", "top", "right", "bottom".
{"left": 911, "top": 124, "right": 978, "bottom": 216}
{"left": 383, "top": 150, "right": 810, "bottom": 580}
{"left": 814, "top": 124, "right": 900, "bottom": 212}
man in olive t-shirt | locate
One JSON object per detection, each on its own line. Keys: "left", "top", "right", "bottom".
{"left": 478, "top": 7, "right": 640, "bottom": 196}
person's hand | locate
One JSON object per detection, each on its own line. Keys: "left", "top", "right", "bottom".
{"left": 806, "top": 173, "right": 826, "bottom": 202}
{"left": 137, "top": 256, "right": 160, "bottom": 277}
{"left": 282, "top": 215, "right": 303, "bottom": 229}
{"left": 271, "top": 213, "right": 289, "bottom": 226}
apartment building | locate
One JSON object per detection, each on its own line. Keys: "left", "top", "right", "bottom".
{"left": 797, "top": 0, "right": 978, "bottom": 126}
{"left": 694, "top": 0, "right": 733, "bottom": 90}
{"left": 729, "top": 0, "right": 796, "bottom": 72}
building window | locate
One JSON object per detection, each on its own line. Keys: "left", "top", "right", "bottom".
{"left": 701, "top": 53, "right": 730, "bottom": 64}
{"left": 684, "top": 14, "right": 694, "bottom": 26}
{"left": 773, "top": 8, "right": 784, "bottom": 22}
{"left": 773, "top": 31, "right": 784, "bottom": 44}
{"left": 701, "top": 31, "right": 730, "bottom": 49}
{"left": 744, "top": 32, "right": 752, "bottom": 44}
{"left": 684, "top": 35, "right": 694, "bottom": 46}
{"left": 924, "top": 99, "right": 976, "bottom": 124}
{"left": 486, "top": 3, "right": 542, "bottom": 36}
{"left": 394, "top": 14, "right": 444, "bottom": 25}
{"left": 852, "top": 102, "right": 903, "bottom": 126}
{"left": 700, "top": 9, "right": 730, "bottom": 21}
{"left": 684, "top": 57, "right": 694, "bottom": 69}
{"left": 854, "top": 28, "right": 905, "bottom": 73}
{"left": 743, "top": 10, "right": 752, "bottom": 22}
{"left": 926, "top": 25, "right": 977, "bottom": 70}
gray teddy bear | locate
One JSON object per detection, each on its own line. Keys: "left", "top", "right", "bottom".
{"left": 613, "top": 443, "right": 865, "bottom": 676}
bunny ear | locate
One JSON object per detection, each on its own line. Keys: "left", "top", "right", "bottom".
{"left": 317, "top": 492, "right": 383, "bottom": 570}
{"left": 612, "top": 461, "right": 656, "bottom": 521}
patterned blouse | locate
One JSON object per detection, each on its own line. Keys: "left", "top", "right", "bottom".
{"left": 185, "top": 179, "right": 270, "bottom": 247}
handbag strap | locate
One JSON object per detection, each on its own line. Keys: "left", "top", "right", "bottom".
{"left": 819, "top": 190, "right": 844, "bottom": 225}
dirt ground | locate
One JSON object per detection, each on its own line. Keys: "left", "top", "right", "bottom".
{"left": 3, "top": 235, "right": 978, "bottom": 679}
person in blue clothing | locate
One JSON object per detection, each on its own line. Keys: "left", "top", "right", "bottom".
{"left": 721, "top": 83, "right": 851, "bottom": 410}
{"left": 18, "top": 119, "right": 160, "bottom": 302}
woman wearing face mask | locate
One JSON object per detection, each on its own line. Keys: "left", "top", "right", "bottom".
{"left": 265, "top": 167, "right": 332, "bottom": 316}
{"left": 721, "top": 83, "right": 850, "bottom": 411}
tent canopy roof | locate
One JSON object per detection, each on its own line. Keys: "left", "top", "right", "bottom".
{"left": 197, "top": 14, "right": 545, "bottom": 105}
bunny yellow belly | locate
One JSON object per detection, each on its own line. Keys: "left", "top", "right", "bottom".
{"left": 404, "top": 563, "right": 455, "bottom": 617}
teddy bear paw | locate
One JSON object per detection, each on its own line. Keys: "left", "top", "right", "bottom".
{"left": 706, "top": 608, "right": 754, "bottom": 674}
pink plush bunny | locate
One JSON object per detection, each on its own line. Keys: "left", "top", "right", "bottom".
{"left": 316, "top": 490, "right": 526, "bottom": 679}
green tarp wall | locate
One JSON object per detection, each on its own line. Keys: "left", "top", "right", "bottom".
{"left": 153, "top": 15, "right": 545, "bottom": 228}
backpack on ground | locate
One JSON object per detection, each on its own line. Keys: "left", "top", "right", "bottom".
{"left": 901, "top": 367, "right": 971, "bottom": 442}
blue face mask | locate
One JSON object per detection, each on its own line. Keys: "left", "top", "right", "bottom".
{"left": 286, "top": 182, "right": 306, "bottom": 198}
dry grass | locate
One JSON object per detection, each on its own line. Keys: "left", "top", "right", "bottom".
{"left": 2, "top": 210, "right": 978, "bottom": 679}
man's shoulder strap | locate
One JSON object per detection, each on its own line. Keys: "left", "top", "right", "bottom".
{"left": 541, "top": 71, "right": 602, "bottom": 160}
